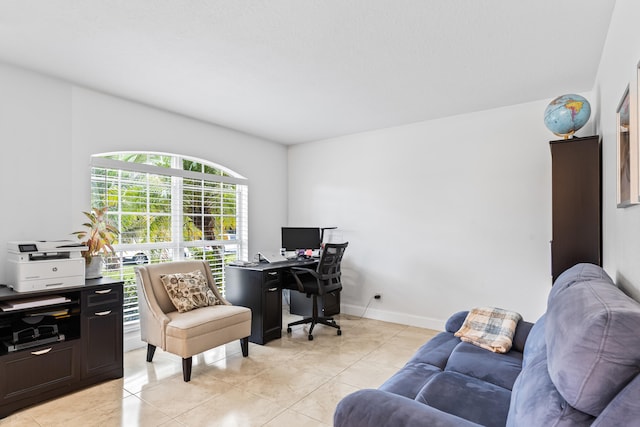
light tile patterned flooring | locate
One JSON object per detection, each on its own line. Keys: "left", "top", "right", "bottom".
{"left": 0, "top": 309, "right": 438, "bottom": 427}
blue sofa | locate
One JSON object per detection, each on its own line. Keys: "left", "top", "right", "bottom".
{"left": 334, "top": 263, "right": 640, "bottom": 426}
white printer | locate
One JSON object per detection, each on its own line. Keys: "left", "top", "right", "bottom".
{"left": 7, "top": 241, "right": 88, "bottom": 292}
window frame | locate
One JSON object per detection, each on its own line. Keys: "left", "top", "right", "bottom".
{"left": 89, "top": 152, "right": 248, "bottom": 329}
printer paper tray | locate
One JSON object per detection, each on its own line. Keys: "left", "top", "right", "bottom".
{"left": 3, "top": 334, "right": 65, "bottom": 353}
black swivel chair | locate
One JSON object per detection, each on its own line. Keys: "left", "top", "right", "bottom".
{"left": 286, "top": 242, "right": 348, "bottom": 341}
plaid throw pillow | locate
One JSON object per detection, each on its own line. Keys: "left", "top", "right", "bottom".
{"left": 454, "top": 307, "right": 522, "bottom": 353}
{"left": 160, "top": 270, "right": 219, "bottom": 313}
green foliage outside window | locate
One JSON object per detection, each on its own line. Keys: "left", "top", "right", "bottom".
{"left": 91, "top": 152, "right": 247, "bottom": 324}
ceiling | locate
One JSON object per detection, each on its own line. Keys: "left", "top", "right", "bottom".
{"left": 0, "top": 1, "right": 616, "bottom": 144}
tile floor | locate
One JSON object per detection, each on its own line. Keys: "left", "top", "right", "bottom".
{"left": 0, "top": 309, "right": 438, "bottom": 427}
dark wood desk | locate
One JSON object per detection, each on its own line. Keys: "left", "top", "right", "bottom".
{"left": 226, "top": 259, "right": 339, "bottom": 344}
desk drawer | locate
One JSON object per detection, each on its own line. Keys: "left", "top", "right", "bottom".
{"left": 0, "top": 340, "right": 79, "bottom": 402}
{"left": 82, "top": 286, "right": 123, "bottom": 308}
{"left": 262, "top": 271, "right": 280, "bottom": 288}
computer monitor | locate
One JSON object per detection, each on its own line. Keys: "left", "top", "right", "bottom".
{"left": 281, "top": 227, "right": 322, "bottom": 251}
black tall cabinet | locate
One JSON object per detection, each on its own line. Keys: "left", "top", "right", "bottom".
{"left": 550, "top": 135, "right": 602, "bottom": 282}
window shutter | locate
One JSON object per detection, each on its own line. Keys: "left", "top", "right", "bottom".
{"left": 90, "top": 154, "right": 248, "bottom": 325}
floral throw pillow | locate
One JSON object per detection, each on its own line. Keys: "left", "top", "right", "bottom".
{"left": 160, "top": 270, "right": 219, "bottom": 313}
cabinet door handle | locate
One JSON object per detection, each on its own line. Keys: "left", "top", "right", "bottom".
{"left": 95, "top": 310, "right": 112, "bottom": 316}
{"left": 31, "top": 348, "right": 52, "bottom": 356}
{"left": 95, "top": 289, "right": 112, "bottom": 294}
{"left": 267, "top": 287, "right": 278, "bottom": 292}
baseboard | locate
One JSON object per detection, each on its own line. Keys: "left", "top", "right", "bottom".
{"left": 122, "top": 305, "right": 446, "bottom": 353}
{"left": 340, "top": 303, "right": 446, "bottom": 332}
{"left": 123, "top": 326, "right": 145, "bottom": 352}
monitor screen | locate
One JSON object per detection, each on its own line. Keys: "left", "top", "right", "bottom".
{"left": 281, "top": 227, "right": 321, "bottom": 251}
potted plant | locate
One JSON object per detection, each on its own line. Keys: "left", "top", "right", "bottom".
{"left": 73, "top": 206, "right": 120, "bottom": 279}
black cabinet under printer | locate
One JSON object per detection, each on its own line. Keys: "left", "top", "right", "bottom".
{"left": 0, "top": 278, "right": 123, "bottom": 418}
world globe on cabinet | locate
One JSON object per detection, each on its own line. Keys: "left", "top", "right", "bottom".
{"left": 543, "top": 94, "right": 591, "bottom": 139}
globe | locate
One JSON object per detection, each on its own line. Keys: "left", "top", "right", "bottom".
{"left": 543, "top": 94, "right": 591, "bottom": 138}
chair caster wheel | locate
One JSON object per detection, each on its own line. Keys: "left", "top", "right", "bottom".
{"left": 337, "top": 329, "right": 342, "bottom": 336}
{"left": 308, "top": 334, "right": 313, "bottom": 341}
{"left": 287, "top": 327, "right": 292, "bottom": 334}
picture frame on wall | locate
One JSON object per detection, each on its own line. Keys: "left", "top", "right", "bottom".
{"left": 616, "top": 83, "right": 638, "bottom": 207}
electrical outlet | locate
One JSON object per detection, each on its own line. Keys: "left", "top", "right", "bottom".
{"left": 374, "top": 293, "right": 382, "bottom": 300}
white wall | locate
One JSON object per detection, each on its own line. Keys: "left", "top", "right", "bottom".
{"left": 289, "top": 100, "right": 596, "bottom": 329}
{"left": 0, "top": 62, "right": 288, "bottom": 283}
{"left": 4, "top": 7, "right": 635, "bottom": 333}
{"left": 0, "top": 63, "right": 73, "bottom": 245}
{"left": 593, "top": 0, "right": 640, "bottom": 300}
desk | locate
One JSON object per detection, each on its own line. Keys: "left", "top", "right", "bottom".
{"left": 225, "top": 259, "right": 340, "bottom": 344}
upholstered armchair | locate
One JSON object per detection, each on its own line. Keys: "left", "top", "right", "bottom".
{"left": 135, "top": 260, "right": 251, "bottom": 381}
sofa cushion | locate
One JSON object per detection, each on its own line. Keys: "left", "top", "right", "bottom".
{"left": 165, "top": 304, "right": 251, "bottom": 339}
{"left": 506, "top": 350, "right": 594, "bottom": 426}
{"left": 378, "top": 363, "right": 442, "bottom": 399}
{"left": 335, "top": 389, "right": 484, "bottom": 427}
{"left": 546, "top": 279, "right": 640, "bottom": 416}
{"left": 445, "top": 342, "right": 523, "bottom": 390}
{"left": 405, "top": 332, "right": 461, "bottom": 370}
{"left": 416, "top": 371, "right": 512, "bottom": 427}
{"left": 548, "top": 263, "right": 613, "bottom": 305}
{"left": 379, "top": 332, "right": 459, "bottom": 398}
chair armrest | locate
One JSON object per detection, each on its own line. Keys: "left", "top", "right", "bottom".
{"left": 289, "top": 267, "right": 317, "bottom": 293}
{"left": 334, "top": 389, "right": 482, "bottom": 427}
{"left": 135, "top": 268, "right": 171, "bottom": 348}
{"left": 290, "top": 266, "right": 317, "bottom": 275}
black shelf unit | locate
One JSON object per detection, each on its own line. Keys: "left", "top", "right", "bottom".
{"left": 0, "top": 277, "right": 123, "bottom": 418}
{"left": 0, "top": 296, "right": 81, "bottom": 355}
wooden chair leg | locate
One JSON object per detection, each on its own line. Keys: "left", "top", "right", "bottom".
{"left": 182, "top": 357, "right": 192, "bottom": 382}
{"left": 146, "top": 344, "right": 156, "bottom": 362}
{"left": 240, "top": 337, "right": 249, "bottom": 357}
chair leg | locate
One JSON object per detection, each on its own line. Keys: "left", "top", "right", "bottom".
{"left": 318, "top": 316, "right": 341, "bottom": 331}
{"left": 287, "top": 317, "right": 313, "bottom": 328}
{"left": 240, "top": 337, "right": 249, "bottom": 357}
{"left": 182, "top": 357, "right": 192, "bottom": 382}
{"left": 146, "top": 344, "right": 156, "bottom": 362}
{"left": 287, "top": 294, "right": 342, "bottom": 339}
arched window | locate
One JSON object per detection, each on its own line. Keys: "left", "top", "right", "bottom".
{"left": 90, "top": 152, "right": 248, "bottom": 325}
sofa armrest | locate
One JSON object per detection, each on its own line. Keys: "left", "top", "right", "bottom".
{"left": 512, "top": 319, "right": 534, "bottom": 353}
{"left": 334, "top": 389, "right": 482, "bottom": 427}
{"left": 445, "top": 311, "right": 469, "bottom": 333}
{"left": 591, "top": 371, "right": 640, "bottom": 426}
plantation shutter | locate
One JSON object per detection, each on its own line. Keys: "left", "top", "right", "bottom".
{"left": 90, "top": 154, "right": 248, "bottom": 326}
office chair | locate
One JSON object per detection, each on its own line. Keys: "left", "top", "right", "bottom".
{"left": 286, "top": 242, "right": 348, "bottom": 340}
